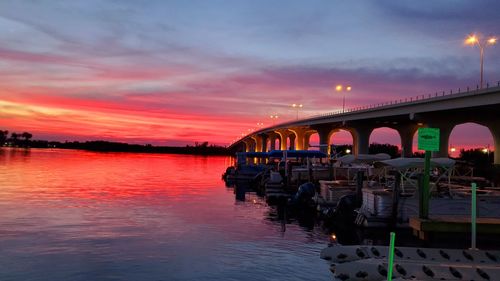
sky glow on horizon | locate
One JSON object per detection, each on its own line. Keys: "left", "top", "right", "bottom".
{"left": 0, "top": 1, "right": 499, "bottom": 148}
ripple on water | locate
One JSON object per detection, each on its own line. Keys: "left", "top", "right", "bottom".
{"left": 0, "top": 148, "right": 332, "bottom": 281}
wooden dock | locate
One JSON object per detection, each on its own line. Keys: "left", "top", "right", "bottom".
{"left": 410, "top": 215, "right": 500, "bottom": 240}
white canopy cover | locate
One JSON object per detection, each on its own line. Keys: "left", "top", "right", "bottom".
{"left": 373, "top": 157, "right": 456, "bottom": 170}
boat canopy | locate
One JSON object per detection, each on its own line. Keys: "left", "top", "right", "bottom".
{"left": 268, "top": 150, "right": 327, "bottom": 159}
{"left": 235, "top": 152, "right": 269, "bottom": 158}
{"left": 373, "top": 157, "right": 456, "bottom": 170}
{"left": 336, "top": 153, "right": 391, "bottom": 164}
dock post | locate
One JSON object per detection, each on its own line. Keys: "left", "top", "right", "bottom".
{"left": 387, "top": 232, "right": 396, "bottom": 281}
{"left": 422, "top": 151, "right": 431, "bottom": 219}
{"left": 391, "top": 171, "right": 401, "bottom": 225}
{"left": 471, "top": 182, "right": 477, "bottom": 250}
{"left": 355, "top": 170, "right": 364, "bottom": 208}
{"left": 418, "top": 174, "right": 425, "bottom": 219}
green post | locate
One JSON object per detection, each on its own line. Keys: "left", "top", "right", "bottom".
{"left": 471, "top": 182, "right": 477, "bottom": 250}
{"left": 417, "top": 128, "right": 440, "bottom": 220}
{"left": 387, "top": 232, "right": 396, "bottom": 281}
{"left": 422, "top": 150, "right": 431, "bottom": 219}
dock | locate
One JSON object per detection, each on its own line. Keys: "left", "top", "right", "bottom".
{"left": 410, "top": 215, "right": 500, "bottom": 240}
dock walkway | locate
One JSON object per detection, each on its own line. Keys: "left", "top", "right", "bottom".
{"left": 410, "top": 215, "right": 500, "bottom": 240}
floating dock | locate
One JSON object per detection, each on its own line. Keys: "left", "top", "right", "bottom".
{"left": 409, "top": 215, "right": 500, "bottom": 240}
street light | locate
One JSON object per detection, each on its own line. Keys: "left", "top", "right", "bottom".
{"left": 335, "top": 85, "right": 352, "bottom": 113}
{"left": 465, "top": 34, "right": 497, "bottom": 89}
{"left": 270, "top": 114, "right": 278, "bottom": 126}
{"left": 291, "top": 103, "right": 303, "bottom": 120}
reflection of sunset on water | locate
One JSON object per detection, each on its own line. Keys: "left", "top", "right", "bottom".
{"left": 0, "top": 149, "right": 223, "bottom": 203}
{"left": 0, "top": 148, "right": 332, "bottom": 280}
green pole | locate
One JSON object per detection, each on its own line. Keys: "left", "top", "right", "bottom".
{"left": 471, "top": 182, "right": 477, "bottom": 250}
{"left": 422, "top": 150, "right": 431, "bottom": 219}
{"left": 387, "top": 232, "right": 396, "bottom": 281}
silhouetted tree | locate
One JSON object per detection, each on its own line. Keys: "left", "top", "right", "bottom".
{"left": 458, "top": 148, "right": 497, "bottom": 183}
{"left": 10, "top": 132, "right": 19, "bottom": 146}
{"left": 21, "top": 132, "right": 33, "bottom": 147}
{"left": 0, "top": 130, "right": 8, "bottom": 146}
{"left": 369, "top": 143, "right": 400, "bottom": 158}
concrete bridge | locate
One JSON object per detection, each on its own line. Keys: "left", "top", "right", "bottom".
{"left": 230, "top": 84, "right": 500, "bottom": 164}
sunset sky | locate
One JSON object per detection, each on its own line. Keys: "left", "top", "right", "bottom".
{"left": 0, "top": 1, "right": 499, "bottom": 148}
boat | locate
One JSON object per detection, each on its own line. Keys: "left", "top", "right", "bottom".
{"left": 354, "top": 157, "right": 500, "bottom": 228}
{"left": 222, "top": 151, "right": 270, "bottom": 186}
{"left": 316, "top": 154, "right": 391, "bottom": 206}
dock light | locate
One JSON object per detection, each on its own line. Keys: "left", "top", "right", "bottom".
{"left": 465, "top": 34, "right": 497, "bottom": 88}
{"left": 345, "top": 149, "right": 351, "bottom": 154}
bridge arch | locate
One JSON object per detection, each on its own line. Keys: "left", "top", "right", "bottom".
{"left": 329, "top": 129, "right": 355, "bottom": 156}
{"left": 448, "top": 122, "right": 495, "bottom": 161}
{"left": 368, "top": 127, "right": 401, "bottom": 157}
{"left": 306, "top": 132, "right": 319, "bottom": 150}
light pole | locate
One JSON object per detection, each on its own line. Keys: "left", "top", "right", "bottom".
{"left": 465, "top": 34, "right": 497, "bottom": 89}
{"left": 270, "top": 114, "right": 278, "bottom": 126}
{"left": 335, "top": 85, "right": 352, "bottom": 113}
{"left": 291, "top": 103, "right": 303, "bottom": 120}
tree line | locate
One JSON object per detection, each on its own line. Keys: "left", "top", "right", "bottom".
{"left": 0, "top": 130, "right": 231, "bottom": 155}
{"left": 0, "top": 130, "right": 33, "bottom": 147}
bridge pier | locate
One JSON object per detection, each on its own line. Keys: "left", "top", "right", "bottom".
{"left": 313, "top": 126, "right": 334, "bottom": 155}
{"left": 258, "top": 134, "right": 268, "bottom": 152}
{"left": 353, "top": 127, "right": 373, "bottom": 156}
{"left": 242, "top": 139, "right": 253, "bottom": 152}
{"left": 288, "top": 133, "right": 296, "bottom": 150}
{"left": 267, "top": 132, "right": 279, "bottom": 151}
{"left": 396, "top": 125, "right": 418, "bottom": 157}
{"left": 485, "top": 122, "right": 500, "bottom": 165}
{"left": 275, "top": 129, "right": 291, "bottom": 151}
{"left": 252, "top": 136, "right": 261, "bottom": 153}
{"left": 289, "top": 127, "right": 309, "bottom": 150}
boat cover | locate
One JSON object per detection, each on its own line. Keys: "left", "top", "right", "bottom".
{"left": 373, "top": 157, "right": 455, "bottom": 170}
{"left": 337, "top": 153, "right": 391, "bottom": 164}
{"left": 267, "top": 150, "right": 327, "bottom": 158}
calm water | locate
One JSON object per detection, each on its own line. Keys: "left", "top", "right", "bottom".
{"left": 0, "top": 148, "right": 331, "bottom": 281}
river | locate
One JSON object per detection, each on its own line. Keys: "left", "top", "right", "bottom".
{"left": 0, "top": 148, "right": 332, "bottom": 281}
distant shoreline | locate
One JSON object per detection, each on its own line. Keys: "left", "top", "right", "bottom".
{"left": 2, "top": 140, "right": 233, "bottom": 156}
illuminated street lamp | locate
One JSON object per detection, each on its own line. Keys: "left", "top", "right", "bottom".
{"left": 270, "top": 114, "right": 279, "bottom": 126}
{"left": 256, "top": 122, "right": 264, "bottom": 128}
{"left": 291, "top": 103, "right": 303, "bottom": 120}
{"left": 345, "top": 148, "right": 351, "bottom": 154}
{"left": 335, "top": 85, "right": 352, "bottom": 113}
{"left": 450, "top": 147, "right": 456, "bottom": 153}
{"left": 465, "top": 34, "right": 497, "bottom": 89}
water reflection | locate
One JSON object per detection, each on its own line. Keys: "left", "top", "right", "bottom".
{"left": 0, "top": 148, "right": 332, "bottom": 281}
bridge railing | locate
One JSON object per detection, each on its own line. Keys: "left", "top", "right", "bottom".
{"left": 230, "top": 80, "right": 500, "bottom": 146}
{"left": 312, "top": 80, "right": 500, "bottom": 118}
